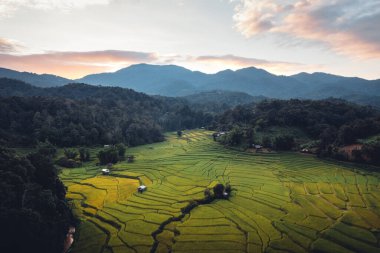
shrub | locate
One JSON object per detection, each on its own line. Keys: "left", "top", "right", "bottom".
{"left": 273, "top": 135, "right": 295, "bottom": 150}
{"left": 115, "top": 143, "right": 126, "bottom": 158}
{"left": 36, "top": 140, "right": 57, "bottom": 157}
{"left": 64, "top": 149, "right": 78, "bottom": 160}
{"left": 213, "top": 183, "right": 225, "bottom": 199}
{"left": 97, "top": 148, "right": 119, "bottom": 165}
{"left": 78, "top": 147, "right": 90, "bottom": 162}
{"left": 204, "top": 188, "right": 212, "bottom": 200}
{"left": 225, "top": 183, "right": 232, "bottom": 194}
{"left": 262, "top": 136, "right": 272, "bottom": 148}
{"left": 56, "top": 157, "right": 81, "bottom": 168}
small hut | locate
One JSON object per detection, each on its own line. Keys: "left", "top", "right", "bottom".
{"left": 137, "top": 185, "right": 147, "bottom": 193}
{"left": 101, "top": 168, "right": 110, "bottom": 175}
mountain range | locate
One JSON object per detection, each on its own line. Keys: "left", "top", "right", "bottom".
{"left": 1, "top": 64, "right": 379, "bottom": 107}
{"left": 0, "top": 67, "right": 72, "bottom": 87}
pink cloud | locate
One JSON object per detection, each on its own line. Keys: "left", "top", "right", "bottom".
{"left": 233, "top": 0, "right": 380, "bottom": 58}
{"left": 195, "top": 54, "right": 318, "bottom": 74}
{"left": 0, "top": 38, "right": 21, "bottom": 53}
{"left": 0, "top": 50, "right": 319, "bottom": 78}
{"left": 0, "top": 50, "right": 158, "bottom": 78}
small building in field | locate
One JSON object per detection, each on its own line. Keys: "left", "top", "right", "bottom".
{"left": 101, "top": 168, "right": 110, "bottom": 175}
{"left": 137, "top": 185, "right": 147, "bottom": 193}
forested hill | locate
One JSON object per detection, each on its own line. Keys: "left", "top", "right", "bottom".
{"left": 216, "top": 99, "right": 380, "bottom": 165}
{"left": 0, "top": 67, "right": 72, "bottom": 87}
{"left": 76, "top": 64, "right": 380, "bottom": 108}
{"left": 0, "top": 78, "right": 257, "bottom": 111}
{"left": 0, "top": 77, "right": 154, "bottom": 100}
{"left": 0, "top": 147, "right": 76, "bottom": 253}
{"left": 0, "top": 79, "right": 213, "bottom": 147}
{"left": 182, "top": 90, "right": 266, "bottom": 113}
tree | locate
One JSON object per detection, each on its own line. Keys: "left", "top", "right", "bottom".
{"left": 225, "top": 183, "right": 232, "bottom": 195}
{"left": 362, "top": 140, "right": 380, "bottom": 165}
{"left": 213, "top": 183, "right": 225, "bottom": 199}
{"left": 273, "top": 135, "right": 295, "bottom": 150}
{"left": 97, "top": 148, "right": 119, "bottom": 165}
{"left": 337, "top": 125, "right": 356, "bottom": 145}
{"left": 36, "top": 140, "right": 57, "bottom": 158}
{"left": 262, "top": 136, "right": 272, "bottom": 148}
{"left": 115, "top": 143, "right": 126, "bottom": 158}
{"left": 244, "top": 127, "right": 255, "bottom": 147}
{"left": 0, "top": 147, "right": 77, "bottom": 253}
{"left": 64, "top": 149, "right": 78, "bottom": 160}
{"left": 204, "top": 188, "right": 212, "bottom": 200}
{"left": 78, "top": 147, "right": 90, "bottom": 162}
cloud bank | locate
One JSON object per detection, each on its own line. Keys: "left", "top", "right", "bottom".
{"left": 0, "top": 0, "right": 111, "bottom": 17}
{"left": 0, "top": 50, "right": 311, "bottom": 78}
{"left": 196, "top": 54, "right": 305, "bottom": 72}
{"left": 0, "top": 50, "right": 158, "bottom": 79}
{"left": 0, "top": 38, "right": 21, "bottom": 53}
{"left": 233, "top": 0, "right": 380, "bottom": 58}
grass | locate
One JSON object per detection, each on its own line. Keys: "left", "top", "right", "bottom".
{"left": 60, "top": 130, "right": 380, "bottom": 253}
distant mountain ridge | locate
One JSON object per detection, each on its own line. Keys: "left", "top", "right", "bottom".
{"left": 0, "top": 79, "right": 263, "bottom": 113}
{"left": 77, "top": 64, "right": 380, "bottom": 101}
{"left": 0, "top": 67, "right": 73, "bottom": 87}
{"left": 1, "top": 64, "right": 380, "bottom": 106}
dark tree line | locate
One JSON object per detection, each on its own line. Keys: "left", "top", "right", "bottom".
{"left": 0, "top": 147, "right": 76, "bottom": 253}
{"left": 216, "top": 99, "right": 380, "bottom": 165}
{"left": 0, "top": 79, "right": 215, "bottom": 147}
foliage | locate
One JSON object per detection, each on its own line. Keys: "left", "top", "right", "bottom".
{"left": 0, "top": 147, "right": 76, "bottom": 253}
{"left": 225, "top": 183, "right": 232, "bottom": 194}
{"left": 216, "top": 99, "right": 380, "bottom": 159}
{"left": 361, "top": 140, "right": 380, "bottom": 165}
{"left": 204, "top": 188, "right": 212, "bottom": 200}
{"left": 78, "top": 147, "right": 90, "bottom": 162}
{"left": 273, "top": 135, "right": 295, "bottom": 150}
{"left": 36, "top": 140, "right": 57, "bottom": 158}
{"left": 115, "top": 143, "right": 126, "bottom": 158}
{"left": 213, "top": 183, "right": 225, "bottom": 199}
{"left": 64, "top": 149, "right": 78, "bottom": 159}
{"left": 56, "top": 157, "right": 81, "bottom": 168}
{"left": 262, "top": 136, "right": 272, "bottom": 148}
{"left": 0, "top": 82, "right": 214, "bottom": 147}
{"left": 219, "top": 126, "right": 255, "bottom": 148}
{"left": 97, "top": 147, "right": 119, "bottom": 165}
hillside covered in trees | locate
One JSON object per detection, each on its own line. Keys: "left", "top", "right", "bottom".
{"left": 2, "top": 77, "right": 380, "bottom": 166}
{"left": 216, "top": 99, "right": 380, "bottom": 165}
{"left": 0, "top": 78, "right": 213, "bottom": 147}
{"left": 0, "top": 146, "right": 76, "bottom": 253}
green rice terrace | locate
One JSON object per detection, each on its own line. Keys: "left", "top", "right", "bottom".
{"left": 60, "top": 130, "right": 380, "bottom": 253}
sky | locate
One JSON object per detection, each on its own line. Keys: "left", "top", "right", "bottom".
{"left": 0, "top": 0, "right": 379, "bottom": 80}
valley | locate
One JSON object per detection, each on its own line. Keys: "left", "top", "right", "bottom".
{"left": 62, "top": 130, "right": 380, "bottom": 253}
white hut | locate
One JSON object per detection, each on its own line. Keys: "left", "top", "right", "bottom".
{"left": 101, "top": 168, "right": 110, "bottom": 175}
{"left": 137, "top": 185, "right": 147, "bottom": 193}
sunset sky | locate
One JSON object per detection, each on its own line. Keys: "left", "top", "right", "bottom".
{"left": 0, "top": 0, "right": 379, "bottom": 79}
